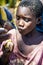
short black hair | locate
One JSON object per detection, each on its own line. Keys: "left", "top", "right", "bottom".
{"left": 18, "top": 0, "right": 43, "bottom": 18}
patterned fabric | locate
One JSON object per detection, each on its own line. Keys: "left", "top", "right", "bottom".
{"left": 0, "top": 7, "right": 12, "bottom": 21}
{"left": 0, "top": 7, "right": 16, "bottom": 28}
{"left": 9, "top": 45, "right": 43, "bottom": 65}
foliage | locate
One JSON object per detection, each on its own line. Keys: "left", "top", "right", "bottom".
{"left": 0, "top": 0, "right": 5, "bottom": 6}
{"left": 8, "top": 0, "right": 17, "bottom": 8}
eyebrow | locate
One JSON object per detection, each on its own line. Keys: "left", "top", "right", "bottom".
{"left": 16, "top": 14, "right": 32, "bottom": 19}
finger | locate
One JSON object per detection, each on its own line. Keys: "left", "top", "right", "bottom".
{"left": 1, "top": 39, "right": 14, "bottom": 53}
{"left": 0, "top": 34, "right": 11, "bottom": 42}
{"left": 1, "top": 41, "right": 7, "bottom": 50}
{"left": 0, "top": 28, "right": 7, "bottom": 34}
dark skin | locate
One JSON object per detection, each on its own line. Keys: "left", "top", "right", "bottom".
{"left": 0, "top": 19, "right": 14, "bottom": 31}
{"left": 16, "top": 6, "right": 43, "bottom": 55}
{"left": 0, "top": 6, "right": 43, "bottom": 65}
{"left": 0, "top": 28, "right": 13, "bottom": 65}
{"left": 3, "top": 22, "right": 13, "bottom": 31}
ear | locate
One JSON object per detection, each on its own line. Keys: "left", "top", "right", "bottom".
{"left": 36, "top": 17, "right": 42, "bottom": 25}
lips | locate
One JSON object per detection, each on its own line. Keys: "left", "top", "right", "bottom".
{"left": 18, "top": 27, "right": 24, "bottom": 30}
{"left": 18, "top": 27, "right": 23, "bottom": 32}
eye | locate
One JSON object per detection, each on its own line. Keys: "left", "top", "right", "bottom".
{"left": 16, "top": 16, "right": 20, "bottom": 20}
{"left": 24, "top": 18, "right": 31, "bottom": 22}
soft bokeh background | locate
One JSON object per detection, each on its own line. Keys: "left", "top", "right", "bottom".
{"left": 0, "top": 0, "right": 21, "bottom": 25}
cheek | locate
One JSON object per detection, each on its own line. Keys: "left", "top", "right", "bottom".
{"left": 28, "top": 21, "right": 36, "bottom": 28}
{"left": 25, "top": 22, "right": 32, "bottom": 28}
{"left": 24, "top": 22, "right": 35, "bottom": 32}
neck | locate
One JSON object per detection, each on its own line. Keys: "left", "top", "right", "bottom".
{"left": 24, "top": 28, "right": 41, "bottom": 38}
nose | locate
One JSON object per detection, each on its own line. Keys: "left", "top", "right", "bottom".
{"left": 19, "top": 19, "right": 24, "bottom": 27}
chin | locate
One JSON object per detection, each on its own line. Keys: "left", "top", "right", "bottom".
{"left": 20, "top": 32, "right": 26, "bottom": 36}
{"left": 18, "top": 29, "right": 28, "bottom": 35}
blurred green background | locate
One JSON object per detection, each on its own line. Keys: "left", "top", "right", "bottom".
{"left": 0, "top": 0, "right": 21, "bottom": 24}
{"left": 0, "top": 0, "right": 21, "bottom": 8}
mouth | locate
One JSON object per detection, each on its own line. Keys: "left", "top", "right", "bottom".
{"left": 18, "top": 27, "right": 24, "bottom": 32}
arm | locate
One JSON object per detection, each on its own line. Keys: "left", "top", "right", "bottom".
{"left": 0, "top": 29, "right": 15, "bottom": 65}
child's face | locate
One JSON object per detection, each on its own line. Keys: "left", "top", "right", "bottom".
{"left": 16, "top": 6, "right": 36, "bottom": 35}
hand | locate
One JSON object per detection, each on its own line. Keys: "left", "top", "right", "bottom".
{"left": 0, "top": 28, "right": 14, "bottom": 64}
{"left": 0, "top": 28, "right": 8, "bottom": 58}
{"left": 0, "top": 28, "right": 17, "bottom": 57}
{"left": 7, "top": 29, "right": 18, "bottom": 54}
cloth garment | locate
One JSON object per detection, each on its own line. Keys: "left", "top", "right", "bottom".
{"left": 9, "top": 44, "right": 43, "bottom": 65}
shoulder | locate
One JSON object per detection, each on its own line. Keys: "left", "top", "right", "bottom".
{"left": 7, "top": 29, "right": 17, "bottom": 42}
{"left": 7, "top": 29, "right": 16, "bottom": 35}
{"left": 8, "top": 29, "right": 16, "bottom": 33}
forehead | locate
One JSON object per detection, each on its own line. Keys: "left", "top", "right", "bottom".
{"left": 16, "top": 6, "right": 33, "bottom": 17}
